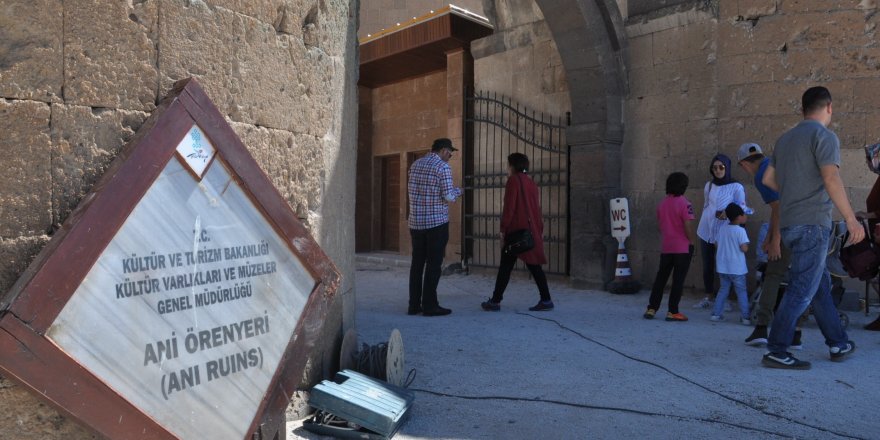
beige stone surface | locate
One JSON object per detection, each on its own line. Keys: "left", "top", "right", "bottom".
{"left": 0, "top": 0, "right": 63, "bottom": 103}
{"left": 157, "top": 0, "right": 236, "bottom": 119}
{"left": 50, "top": 105, "right": 149, "bottom": 225}
{"left": 63, "top": 0, "right": 159, "bottom": 111}
{"left": 0, "top": 377, "right": 94, "bottom": 440}
{"left": 230, "top": 122, "right": 324, "bottom": 221}
{"left": 0, "top": 235, "right": 48, "bottom": 296}
{"left": 0, "top": 99, "right": 52, "bottom": 237}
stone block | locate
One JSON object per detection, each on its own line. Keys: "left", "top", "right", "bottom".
{"left": 205, "top": 0, "right": 286, "bottom": 26}
{"left": 0, "top": 235, "right": 48, "bottom": 295}
{"left": 0, "top": 375, "right": 93, "bottom": 440}
{"left": 230, "top": 122, "right": 324, "bottom": 221}
{"left": 654, "top": 56, "right": 715, "bottom": 94}
{"left": 840, "top": 147, "right": 875, "bottom": 189}
{"left": 829, "top": 112, "right": 867, "bottom": 149}
{"left": 721, "top": 82, "right": 804, "bottom": 118}
{"left": 0, "top": 0, "right": 63, "bottom": 103}
{"left": 826, "top": 46, "right": 880, "bottom": 80}
{"left": 718, "top": 114, "right": 798, "bottom": 152}
{"left": 0, "top": 99, "right": 52, "bottom": 237}
{"left": 64, "top": 0, "right": 158, "bottom": 111}
{"left": 50, "top": 104, "right": 149, "bottom": 225}
{"left": 777, "top": 0, "right": 871, "bottom": 13}
{"left": 626, "top": 34, "right": 653, "bottom": 69}
{"left": 157, "top": 0, "right": 236, "bottom": 119}
{"left": 865, "top": 112, "right": 880, "bottom": 143}
{"left": 783, "top": 10, "right": 869, "bottom": 51}
{"left": 651, "top": 20, "right": 716, "bottom": 65}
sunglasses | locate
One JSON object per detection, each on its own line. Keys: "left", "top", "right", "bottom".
{"left": 712, "top": 165, "right": 726, "bottom": 170}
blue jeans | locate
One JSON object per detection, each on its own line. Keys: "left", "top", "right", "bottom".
{"left": 767, "top": 225, "right": 848, "bottom": 355}
{"left": 712, "top": 273, "right": 749, "bottom": 319}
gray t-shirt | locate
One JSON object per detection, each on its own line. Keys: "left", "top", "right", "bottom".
{"left": 771, "top": 119, "right": 840, "bottom": 228}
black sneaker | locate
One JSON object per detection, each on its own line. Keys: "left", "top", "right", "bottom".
{"left": 422, "top": 306, "right": 452, "bottom": 316}
{"left": 529, "top": 301, "right": 554, "bottom": 311}
{"left": 407, "top": 306, "right": 422, "bottom": 315}
{"left": 830, "top": 340, "right": 855, "bottom": 362}
{"left": 790, "top": 330, "right": 803, "bottom": 350}
{"left": 481, "top": 299, "right": 501, "bottom": 311}
{"left": 745, "top": 325, "right": 768, "bottom": 346}
{"left": 762, "top": 352, "right": 811, "bottom": 370}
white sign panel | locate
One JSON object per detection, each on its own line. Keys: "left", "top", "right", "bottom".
{"left": 610, "top": 198, "right": 631, "bottom": 239}
{"left": 47, "top": 125, "right": 316, "bottom": 439}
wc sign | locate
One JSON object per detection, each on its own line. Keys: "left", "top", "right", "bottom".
{"left": 610, "top": 198, "right": 630, "bottom": 240}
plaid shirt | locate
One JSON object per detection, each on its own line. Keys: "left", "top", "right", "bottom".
{"left": 408, "top": 152, "right": 462, "bottom": 230}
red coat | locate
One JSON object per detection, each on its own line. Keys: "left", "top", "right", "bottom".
{"left": 500, "top": 173, "right": 546, "bottom": 265}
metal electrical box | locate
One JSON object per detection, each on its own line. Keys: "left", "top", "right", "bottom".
{"left": 308, "top": 369, "right": 415, "bottom": 438}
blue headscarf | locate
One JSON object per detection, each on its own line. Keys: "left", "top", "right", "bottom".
{"left": 866, "top": 143, "right": 880, "bottom": 175}
{"left": 709, "top": 154, "right": 735, "bottom": 186}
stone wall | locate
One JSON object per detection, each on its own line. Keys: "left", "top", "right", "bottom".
{"left": 472, "top": 0, "right": 570, "bottom": 115}
{"left": 0, "top": 0, "right": 358, "bottom": 437}
{"left": 622, "top": 0, "right": 880, "bottom": 291}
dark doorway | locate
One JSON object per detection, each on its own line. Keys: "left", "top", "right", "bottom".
{"left": 380, "top": 155, "right": 401, "bottom": 251}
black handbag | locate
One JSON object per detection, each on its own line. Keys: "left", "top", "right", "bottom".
{"left": 839, "top": 220, "right": 880, "bottom": 281}
{"left": 502, "top": 175, "right": 536, "bottom": 256}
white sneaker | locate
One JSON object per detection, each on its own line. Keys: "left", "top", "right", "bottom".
{"left": 710, "top": 315, "right": 724, "bottom": 322}
{"left": 693, "top": 297, "right": 711, "bottom": 309}
{"left": 740, "top": 317, "right": 752, "bottom": 326}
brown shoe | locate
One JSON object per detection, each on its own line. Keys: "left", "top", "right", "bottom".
{"left": 865, "top": 317, "right": 880, "bottom": 331}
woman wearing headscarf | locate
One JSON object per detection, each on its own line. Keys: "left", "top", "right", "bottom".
{"left": 694, "top": 153, "right": 749, "bottom": 308}
{"left": 857, "top": 143, "right": 880, "bottom": 330}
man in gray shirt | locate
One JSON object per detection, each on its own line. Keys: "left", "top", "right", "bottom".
{"left": 761, "top": 86, "right": 864, "bottom": 369}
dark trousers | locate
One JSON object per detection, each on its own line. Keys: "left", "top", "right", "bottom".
{"left": 409, "top": 223, "right": 449, "bottom": 309}
{"left": 648, "top": 252, "right": 692, "bottom": 314}
{"left": 491, "top": 251, "right": 551, "bottom": 303}
{"left": 700, "top": 239, "right": 716, "bottom": 295}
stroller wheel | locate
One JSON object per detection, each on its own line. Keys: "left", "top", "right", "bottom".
{"left": 839, "top": 312, "right": 849, "bottom": 330}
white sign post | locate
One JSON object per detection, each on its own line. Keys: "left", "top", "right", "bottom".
{"left": 608, "top": 197, "right": 640, "bottom": 294}
{"left": 610, "top": 198, "right": 631, "bottom": 241}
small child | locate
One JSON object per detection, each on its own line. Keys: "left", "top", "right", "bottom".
{"left": 644, "top": 172, "right": 696, "bottom": 321}
{"left": 710, "top": 203, "right": 751, "bottom": 324}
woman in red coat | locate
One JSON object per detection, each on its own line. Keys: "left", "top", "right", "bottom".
{"left": 481, "top": 153, "right": 553, "bottom": 311}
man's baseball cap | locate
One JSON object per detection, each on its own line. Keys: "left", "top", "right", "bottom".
{"left": 736, "top": 142, "right": 763, "bottom": 162}
{"left": 431, "top": 138, "right": 457, "bottom": 152}
{"left": 725, "top": 202, "right": 745, "bottom": 220}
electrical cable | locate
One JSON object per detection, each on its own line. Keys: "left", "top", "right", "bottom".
{"left": 409, "top": 387, "right": 794, "bottom": 438}
{"left": 352, "top": 341, "right": 417, "bottom": 388}
{"left": 514, "top": 311, "right": 866, "bottom": 440}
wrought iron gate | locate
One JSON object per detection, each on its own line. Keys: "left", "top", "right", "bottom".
{"left": 462, "top": 90, "right": 570, "bottom": 274}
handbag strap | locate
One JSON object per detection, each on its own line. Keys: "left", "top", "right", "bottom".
{"left": 516, "top": 173, "right": 533, "bottom": 228}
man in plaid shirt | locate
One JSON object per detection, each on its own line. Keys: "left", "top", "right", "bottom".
{"left": 407, "top": 138, "right": 462, "bottom": 316}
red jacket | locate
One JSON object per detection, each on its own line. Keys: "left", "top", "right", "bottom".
{"left": 500, "top": 173, "right": 546, "bottom": 265}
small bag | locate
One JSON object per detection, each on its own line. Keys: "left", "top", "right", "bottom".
{"left": 502, "top": 175, "right": 536, "bottom": 256}
{"left": 839, "top": 220, "right": 880, "bottom": 281}
{"left": 503, "top": 228, "right": 534, "bottom": 255}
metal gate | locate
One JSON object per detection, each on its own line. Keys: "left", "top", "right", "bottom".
{"left": 462, "top": 90, "right": 570, "bottom": 274}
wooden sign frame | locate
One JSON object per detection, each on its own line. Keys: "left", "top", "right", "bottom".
{"left": 0, "top": 78, "right": 340, "bottom": 439}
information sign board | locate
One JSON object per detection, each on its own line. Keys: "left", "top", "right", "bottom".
{"left": 0, "top": 79, "right": 339, "bottom": 439}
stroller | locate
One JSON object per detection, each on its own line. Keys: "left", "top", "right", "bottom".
{"left": 748, "top": 222, "right": 849, "bottom": 329}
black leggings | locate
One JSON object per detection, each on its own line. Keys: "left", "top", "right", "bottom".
{"left": 491, "top": 251, "right": 551, "bottom": 303}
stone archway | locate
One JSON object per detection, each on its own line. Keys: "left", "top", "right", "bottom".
{"left": 532, "top": 0, "right": 628, "bottom": 287}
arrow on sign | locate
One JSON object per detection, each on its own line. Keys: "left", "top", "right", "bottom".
{"left": 613, "top": 226, "right": 627, "bottom": 232}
